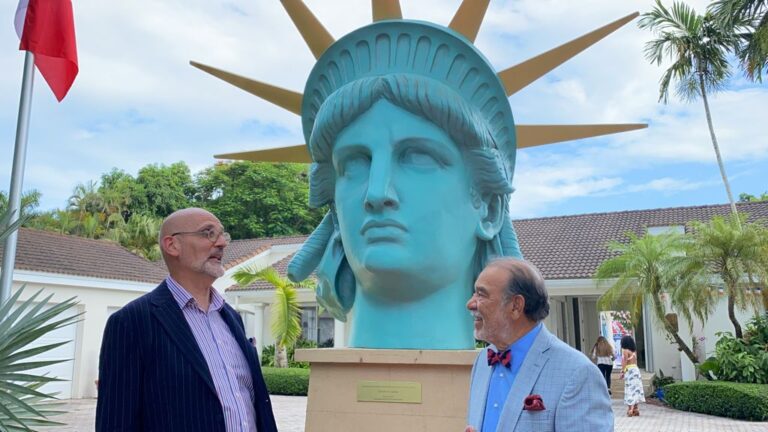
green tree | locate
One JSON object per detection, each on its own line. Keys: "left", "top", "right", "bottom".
{"left": 67, "top": 181, "right": 105, "bottom": 220}
{"left": 711, "top": 0, "right": 768, "bottom": 81}
{"left": 113, "top": 213, "right": 162, "bottom": 261}
{"left": 739, "top": 192, "right": 768, "bottom": 202}
{"left": 196, "top": 161, "right": 324, "bottom": 239}
{"left": 98, "top": 168, "right": 147, "bottom": 220}
{"left": 596, "top": 232, "right": 715, "bottom": 365}
{"left": 135, "top": 162, "right": 194, "bottom": 217}
{"left": 0, "top": 189, "right": 41, "bottom": 216}
{"left": 640, "top": 1, "right": 740, "bottom": 216}
{"left": 686, "top": 214, "right": 768, "bottom": 338}
{"left": 232, "top": 267, "right": 311, "bottom": 368}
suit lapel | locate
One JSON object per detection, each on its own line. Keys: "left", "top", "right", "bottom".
{"left": 496, "top": 327, "right": 553, "bottom": 432}
{"left": 469, "top": 352, "right": 493, "bottom": 428}
{"left": 150, "top": 283, "right": 217, "bottom": 395}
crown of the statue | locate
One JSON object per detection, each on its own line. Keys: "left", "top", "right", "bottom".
{"left": 302, "top": 19, "right": 516, "bottom": 168}
{"left": 191, "top": 1, "right": 645, "bottom": 166}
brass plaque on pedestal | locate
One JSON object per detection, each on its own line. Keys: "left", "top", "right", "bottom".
{"left": 357, "top": 381, "right": 422, "bottom": 403}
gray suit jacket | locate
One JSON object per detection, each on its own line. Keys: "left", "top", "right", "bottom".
{"left": 467, "top": 326, "right": 614, "bottom": 432}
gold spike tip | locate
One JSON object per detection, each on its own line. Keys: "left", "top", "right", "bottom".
{"left": 215, "top": 144, "right": 312, "bottom": 164}
{"left": 189, "top": 61, "right": 303, "bottom": 116}
{"left": 280, "top": 0, "right": 335, "bottom": 60}
{"left": 372, "top": 0, "right": 402, "bottom": 21}
{"left": 499, "top": 12, "right": 640, "bottom": 96}
{"left": 448, "top": 0, "right": 490, "bottom": 43}
{"left": 516, "top": 123, "right": 647, "bottom": 149}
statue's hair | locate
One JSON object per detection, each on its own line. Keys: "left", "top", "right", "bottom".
{"left": 307, "top": 73, "right": 513, "bottom": 208}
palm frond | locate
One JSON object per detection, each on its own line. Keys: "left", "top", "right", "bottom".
{"left": 0, "top": 286, "right": 79, "bottom": 430}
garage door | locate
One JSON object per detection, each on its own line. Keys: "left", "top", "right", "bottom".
{"left": 14, "top": 302, "right": 78, "bottom": 399}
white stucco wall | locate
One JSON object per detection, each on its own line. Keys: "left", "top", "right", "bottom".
{"left": 12, "top": 270, "right": 155, "bottom": 399}
{"left": 649, "top": 294, "right": 764, "bottom": 381}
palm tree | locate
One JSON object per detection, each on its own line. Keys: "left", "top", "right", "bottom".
{"left": 596, "top": 232, "right": 716, "bottom": 365}
{"left": 232, "top": 267, "right": 311, "bottom": 368}
{"left": 53, "top": 210, "right": 78, "bottom": 235}
{"left": 710, "top": 0, "right": 768, "bottom": 81}
{"left": 640, "top": 1, "right": 739, "bottom": 217}
{"left": 685, "top": 214, "right": 768, "bottom": 338}
{"left": 67, "top": 181, "right": 105, "bottom": 222}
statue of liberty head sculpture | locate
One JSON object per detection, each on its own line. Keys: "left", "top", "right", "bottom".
{"left": 192, "top": 0, "right": 644, "bottom": 349}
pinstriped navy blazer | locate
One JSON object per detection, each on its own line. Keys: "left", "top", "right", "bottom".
{"left": 96, "top": 281, "right": 278, "bottom": 432}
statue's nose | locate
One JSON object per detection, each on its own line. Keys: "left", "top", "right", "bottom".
{"left": 364, "top": 160, "right": 399, "bottom": 212}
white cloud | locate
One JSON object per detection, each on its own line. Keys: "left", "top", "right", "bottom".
{"left": 0, "top": 0, "right": 765, "bottom": 215}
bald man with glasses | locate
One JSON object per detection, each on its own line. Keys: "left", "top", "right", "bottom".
{"left": 96, "top": 208, "right": 277, "bottom": 432}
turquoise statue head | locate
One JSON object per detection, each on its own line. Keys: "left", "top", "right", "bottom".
{"left": 192, "top": 2, "right": 643, "bottom": 349}
{"left": 287, "top": 20, "right": 522, "bottom": 349}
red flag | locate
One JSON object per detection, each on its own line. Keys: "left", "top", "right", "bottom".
{"left": 16, "top": 0, "right": 78, "bottom": 101}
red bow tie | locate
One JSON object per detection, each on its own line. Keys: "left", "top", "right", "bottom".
{"left": 487, "top": 348, "right": 511, "bottom": 368}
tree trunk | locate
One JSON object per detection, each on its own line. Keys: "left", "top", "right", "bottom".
{"left": 699, "top": 73, "right": 738, "bottom": 219}
{"left": 651, "top": 293, "right": 698, "bottom": 365}
{"left": 727, "top": 288, "right": 743, "bottom": 339}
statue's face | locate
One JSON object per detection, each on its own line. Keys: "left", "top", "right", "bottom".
{"left": 332, "top": 100, "right": 482, "bottom": 301}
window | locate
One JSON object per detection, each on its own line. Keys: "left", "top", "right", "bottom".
{"left": 647, "top": 225, "right": 684, "bottom": 236}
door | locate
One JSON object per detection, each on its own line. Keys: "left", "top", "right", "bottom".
{"left": 580, "top": 297, "right": 601, "bottom": 357}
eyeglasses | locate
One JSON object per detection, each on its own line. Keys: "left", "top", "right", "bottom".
{"left": 171, "top": 229, "right": 231, "bottom": 244}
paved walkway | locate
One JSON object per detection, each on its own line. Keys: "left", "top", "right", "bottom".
{"left": 37, "top": 397, "right": 766, "bottom": 431}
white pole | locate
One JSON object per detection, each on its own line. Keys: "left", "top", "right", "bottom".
{"left": 1, "top": 51, "right": 35, "bottom": 303}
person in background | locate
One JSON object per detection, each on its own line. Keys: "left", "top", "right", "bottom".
{"left": 591, "top": 336, "right": 615, "bottom": 395}
{"left": 620, "top": 335, "right": 645, "bottom": 417}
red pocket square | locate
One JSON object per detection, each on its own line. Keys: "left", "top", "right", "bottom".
{"left": 523, "top": 394, "right": 545, "bottom": 411}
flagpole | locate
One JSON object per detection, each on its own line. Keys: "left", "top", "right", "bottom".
{"left": 1, "top": 51, "right": 35, "bottom": 303}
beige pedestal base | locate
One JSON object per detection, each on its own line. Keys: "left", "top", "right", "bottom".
{"left": 294, "top": 348, "right": 477, "bottom": 432}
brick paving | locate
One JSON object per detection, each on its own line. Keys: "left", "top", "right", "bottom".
{"left": 36, "top": 396, "right": 766, "bottom": 431}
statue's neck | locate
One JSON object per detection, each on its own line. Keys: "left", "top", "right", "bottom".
{"left": 348, "top": 275, "right": 475, "bottom": 350}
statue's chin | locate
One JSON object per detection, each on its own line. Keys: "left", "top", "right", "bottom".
{"left": 350, "top": 255, "right": 455, "bottom": 304}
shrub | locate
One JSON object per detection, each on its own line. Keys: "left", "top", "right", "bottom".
{"left": 262, "top": 367, "right": 310, "bottom": 396}
{"left": 664, "top": 381, "right": 768, "bottom": 421}
{"left": 708, "top": 314, "right": 768, "bottom": 384}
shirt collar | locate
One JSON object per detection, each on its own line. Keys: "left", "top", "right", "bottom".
{"left": 166, "top": 276, "right": 225, "bottom": 312}
{"left": 490, "top": 322, "right": 543, "bottom": 372}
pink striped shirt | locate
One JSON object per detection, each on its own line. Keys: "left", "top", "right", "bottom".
{"left": 166, "top": 277, "right": 257, "bottom": 432}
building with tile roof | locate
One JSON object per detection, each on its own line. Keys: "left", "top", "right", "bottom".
{"left": 226, "top": 201, "right": 767, "bottom": 382}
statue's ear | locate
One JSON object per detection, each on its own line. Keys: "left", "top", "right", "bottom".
{"left": 475, "top": 194, "right": 504, "bottom": 241}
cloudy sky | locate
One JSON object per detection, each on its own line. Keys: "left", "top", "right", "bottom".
{"left": 1, "top": 0, "right": 766, "bottom": 219}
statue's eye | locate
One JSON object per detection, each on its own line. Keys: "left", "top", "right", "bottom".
{"left": 339, "top": 154, "right": 370, "bottom": 177}
{"left": 400, "top": 148, "right": 441, "bottom": 168}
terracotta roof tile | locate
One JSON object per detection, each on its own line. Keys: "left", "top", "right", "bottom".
{"left": 515, "top": 201, "right": 768, "bottom": 280}
{"left": 1, "top": 228, "right": 169, "bottom": 284}
{"left": 227, "top": 253, "right": 304, "bottom": 292}
{"left": 223, "top": 235, "right": 307, "bottom": 269}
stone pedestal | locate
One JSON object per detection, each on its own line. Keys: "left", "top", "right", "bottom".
{"left": 294, "top": 348, "right": 477, "bottom": 432}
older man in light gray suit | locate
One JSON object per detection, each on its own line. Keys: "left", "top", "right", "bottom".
{"left": 466, "top": 258, "right": 613, "bottom": 432}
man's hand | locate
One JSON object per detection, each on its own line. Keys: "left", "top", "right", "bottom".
{"left": 465, "top": 426, "right": 477, "bottom": 432}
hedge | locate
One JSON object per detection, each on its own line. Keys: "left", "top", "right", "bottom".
{"left": 262, "top": 367, "right": 310, "bottom": 396}
{"left": 664, "top": 381, "right": 768, "bottom": 421}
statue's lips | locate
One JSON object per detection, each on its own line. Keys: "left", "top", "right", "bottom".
{"left": 360, "top": 219, "right": 407, "bottom": 236}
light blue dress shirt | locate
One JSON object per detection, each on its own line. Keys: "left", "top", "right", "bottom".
{"left": 482, "top": 323, "right": 543, "bottom": 432}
